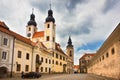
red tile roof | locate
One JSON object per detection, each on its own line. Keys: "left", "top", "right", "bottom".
{"left": 32, "top": 31, "right": 44, "bottom": 38}
{"left": 0, "top": 21, "right": 9, "bottom": 30}
{"left": 55, "top": 43, "right": 67, "bottom": 56}
{"left": 79, "top": 53, "right": 95, "bottom": 60}
{"left": 0, "top": 21, "right": 36, "bottom": 46}
{"left": 74, "top": 65, "right": 79, "bottom": 69}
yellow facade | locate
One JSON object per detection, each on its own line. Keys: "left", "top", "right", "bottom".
{"left": 87, "top": 23, "right": 120, "bottom": 79}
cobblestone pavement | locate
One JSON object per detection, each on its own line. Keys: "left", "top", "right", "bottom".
{"left": 0, "top": 74, "right": 117, "bottom": 80}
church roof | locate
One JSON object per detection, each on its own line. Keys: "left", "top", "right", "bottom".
{"left": 32, "top": 31, "right": 44, "bottom": 38}
{"left": 55, "top": 43, "right": 67, "bottom": 56}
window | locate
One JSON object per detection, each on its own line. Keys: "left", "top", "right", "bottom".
{"left": 52, "top": 60, "right": 54, "bottom": 64}
{"left": 102, "top": 56, "right": 104, "bottom": 60}
{"left": 18, "top": 51, "right": 21, "bottom": 58}
{"left": 100, "top": 57, "right": 101, "bottom": 62}
{"left": 46, "top": 36, "right": 50, "bottom": 41}
{"left": 2, "top": 51, "right": 7, "bottom": 60}
{"left": 41, "top": 67, "right": 43, "bottom": 72}
{"left": 49, "top": 59, "right": 51, "bottom": 64}
{"left": 60, "top": 55, "right": 62, "bottom": 60}
{"left": 69, "top": 51, "right": 72, "bottom": 57}
{"left": 16, "top": 64, "right": 21, "bottom": 71}
{"left": 56, "top": 53, "right": 58, "bottom": 58}
{"left": 41, "top": 57, "right": 43, "bottom": 62}
{"left": 28, "top": 27, "right": 31, "bottom": 31}
{"left": 52, "top": 52, "right": 54, "bottom": 57}
{"left": 36, "top": 55, "right": 40, "bottom": 63}
{"left": 46, "top": 58, "right": 47, "bottom": 63}
{"left": 60, "top": 62, "right": 62, "bottom": 66}
{"left": 45, "top": 67, "right": 47, "bottom": 72}
{"left": 111, "top": 48, "right": 115, "bottom": 55}
{"left": 56, "top": 61, "right": 58, "bottom": 65}
{"left": 106, "top": 53, "right": 109, "bottom": 58}
{"left": 47, "top": 24, "right": 50, "bottom": 28}
{"left": 25, "top": 65, "right": 29, "bottom": 71}
{"left": 3, "top": 38, "right": 8, "bottom": 45}
{"left": 63, "top": 57, "right": 65, "bottom": 61}
{"left": 26, "top": 53, "right": 29, "bottom": 60}
{"left": 53, "top": 37, "right": 55, "bottom": 42}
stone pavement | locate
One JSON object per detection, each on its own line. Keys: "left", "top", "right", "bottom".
{"left": 0, "top": 73, "right": 118, "bottom": 80}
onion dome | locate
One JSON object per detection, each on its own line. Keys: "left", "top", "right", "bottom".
{"left": 45, "top": 9, "right": 55, "bottom": 23}
{"left": 27, "top": 13, "right": 37, "bottom": 26}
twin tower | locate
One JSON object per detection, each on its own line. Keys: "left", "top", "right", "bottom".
{"left": 26, "top": 8, "right": 74, "bottom": 62}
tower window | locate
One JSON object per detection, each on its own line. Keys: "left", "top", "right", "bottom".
{"left": 46, "top": 36, "right": 50, "bottom": 41}
{"left": 28, "top": 27, "right": 31, "bottom": 31}
{"left": 69, "top": 51, "right": 72, "bottom": 57}
{"left": 47, "top": 24, "right": 50, "bottom": 28}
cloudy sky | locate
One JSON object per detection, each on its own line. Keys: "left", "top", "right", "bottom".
{"left": 0, "top": 0, "right": 120, "bottom": 65}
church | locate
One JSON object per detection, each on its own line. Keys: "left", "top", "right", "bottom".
{"left": 0, "top": 7, "right": 74, "bottom": 77}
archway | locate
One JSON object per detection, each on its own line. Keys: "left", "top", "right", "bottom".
{"left": 0, "top": 67, "right": 8, "bottom": 78}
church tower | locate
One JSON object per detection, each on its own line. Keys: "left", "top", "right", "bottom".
{"left": 26, "top": 9, "right": 37, "bottom": 40}
{"left": 66, "top": 36, "right": 74, "bottom": 63}
{"left": 44, "top": 5, "right": 56, "bottom": 49}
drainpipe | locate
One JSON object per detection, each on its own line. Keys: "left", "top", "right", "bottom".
{"left": 10, "top": 37, "right": 15, "bottom": 77}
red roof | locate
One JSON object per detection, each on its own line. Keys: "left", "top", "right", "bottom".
{"left": 0, "top": 21, "right": 36, "bottom": 46}
{"left": 74, "top": 65, "right": 79, "bottom": 69}
{"left": 32, "top": 31, "right": 44, "bottom": 38}
{"left": 55, "top": 43, "right": 67, "bottom": 56}
{"left": 79, "top": 53, "right": 95, "bottom": 60}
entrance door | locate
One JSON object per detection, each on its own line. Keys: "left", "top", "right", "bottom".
{"left": 0, "top": 67, "right": 8, "bottom": 78}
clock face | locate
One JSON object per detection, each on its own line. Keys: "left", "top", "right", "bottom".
{"left": 27, "top": 33, "right": 31, "bottom": 37}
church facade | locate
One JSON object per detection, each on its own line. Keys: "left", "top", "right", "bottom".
{"left": 0, "top": 7, "right": 74, "bottom": 77}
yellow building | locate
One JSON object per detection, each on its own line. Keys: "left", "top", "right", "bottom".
{"left": 87, "top": 23, "right": 120, "bottom": 79}
{"left": 0, "top": 7, "right": 74, "bottom": 77}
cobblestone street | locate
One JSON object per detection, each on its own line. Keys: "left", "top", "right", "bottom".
{"left": 0, "top": 74, "right": 117, "bottom": 80}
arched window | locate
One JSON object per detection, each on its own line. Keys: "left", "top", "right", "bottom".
{"left": 36, "top": 55, "right": 40, "bottom": 63}
{"left": 28, "top": 27, "right": 31, "bottom": 31}
{"left": 69, "top": 51, "right": 72, "bottom": 57}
